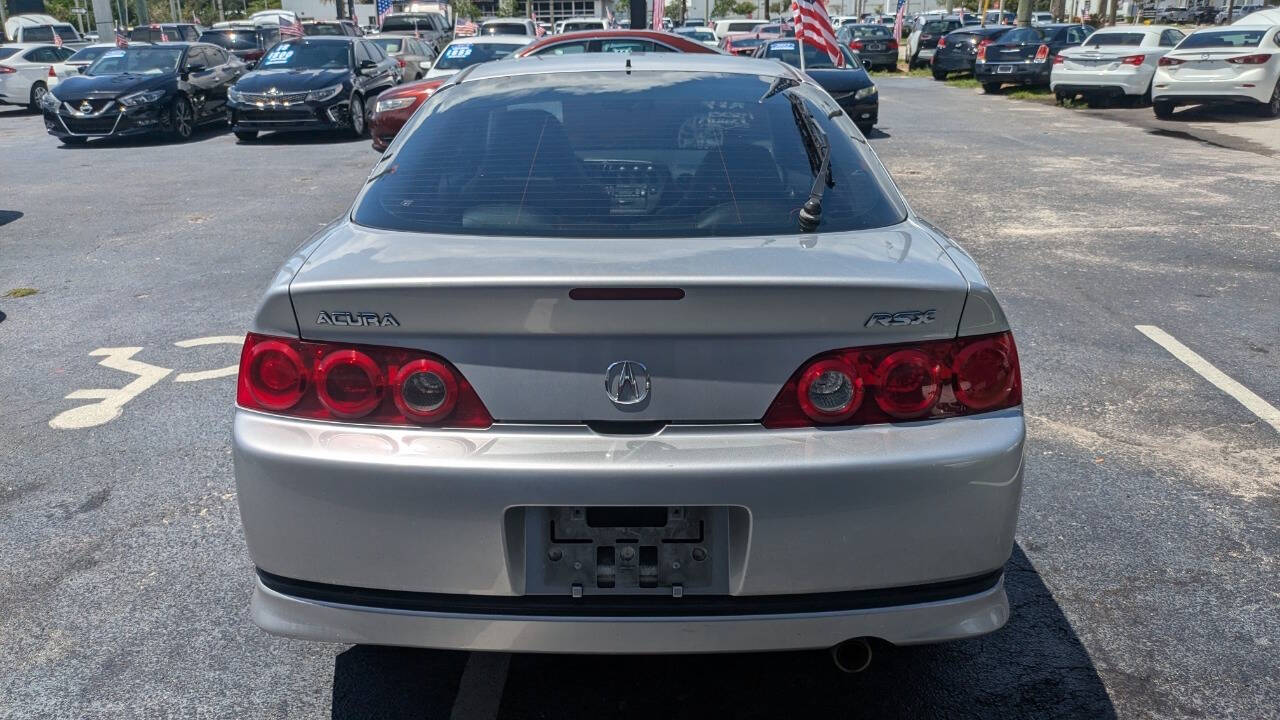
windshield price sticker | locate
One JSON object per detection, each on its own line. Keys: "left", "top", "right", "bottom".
{"left": 773, "top": 41, "right": 796, "bottom": 50}
{"left": 444, "top": 45, "right": 472, "bottom": 59}
{"left": 263, "top": 47, "right": 294, "bottom": 65}
{"left": 103, "top": 50, "right": 126, "bottom": 58}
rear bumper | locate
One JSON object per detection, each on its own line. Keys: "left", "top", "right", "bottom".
{"left": 931, "top": 54, "right": 975, "bottom": 73}
{"left": 1152, "top": 77, "right": 1274, "bottom": 105}
{"left": 233, "top": 407, "right": 1025, "bottom": 651}
{"left": 252, "top": 570, "right": 1010, "bottom": 652}
{"left": 1050, "top": 67, "right": 1152, "bottom": 96}
{"left": 975, "top": 61, "right": 1050, "bottom": 86}
{"left": 856, "top": 50, "right": 898, "bottom": 67}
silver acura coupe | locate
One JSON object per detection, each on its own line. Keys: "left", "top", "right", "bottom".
{"left": 233, "top": 54, "right": 1025, "bottom": 666}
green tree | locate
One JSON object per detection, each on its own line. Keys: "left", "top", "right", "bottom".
{"left": 498, "top": 0, "right": 518, "bottom": 17}
{"left": 615, "top": 0, "right": 630, "bottom": 12}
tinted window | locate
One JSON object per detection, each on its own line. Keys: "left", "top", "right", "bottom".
{"left": 373, "top": 38, "right": 404, "bottom": 53}
{"left": 727, "top": 21, "right": 757, "bottom": 32}
{"left": 355, "top": 72, "right": 904, "bottom": 238}
{"left": 847, "top": 25, "right": 891, "bottom": 38}
{"left": 0, "top": 49, "right": 18, "bottom": 61}
{"left": 1160, "top": 30, "right": 1184, "bottom": 47}
{"left": 24, "top": 26, "right": 54, "bottom": 42}
{"left": 207, "top": 46, "right": 229, "bottom": 65}
{"left": 26, "top": 47, "right": 59, "bottom": 62}
{"left": 87, "top": 47, "right": 185, "bottom": 75}
{"left": 56, "top": 25, "right": 80, "bottom": 41}
{"left": 482, "top": 23, "right": 530, "bottom": 35}
{"left": 370, "top": 42, "right": 389, "bottom": 60}
{"left": 355, "top": 41, "right": 373, "bottom": 63}
{"left": 1000, "top": 28, "right": 1043, "bottom": 44}
{"left": 1064, "top": 26, "right": 1090, "bottom": 43}
{"left": 258, "top": 40, "right": 351, "bottom": 69}
{"left": 922, "top": 20, "right": 955, "bottom": 33}
{"left": 761, "top": 41, "right": 844, "bottom": 68}
{"left": 67, "top": 46, "right": 108, "bottom": 63}
{"left": 533, "top": 41, "right": 589, "bottom": 55}
{"left": 182, "top": 26, "right": 199, "bottom": 41}
{"left": 600, "top": 39, "right": 672, "bottom": 53}
{"left": 435, "top": 41, "right": 523, "bottom": 69}
{"left": 1178, "top": 30, "right": 1264, "bottom": 49}
{"left": 1084, "top": 32, "right": 1145, "bottom": 46}
{"left": 562, "top": 21, "right": 604, "bottom": 32}
{"left": 200, "top": 31, "right": 260, "bottom": 50}
{"left": 381, "top": 15, "right": 440, "bottom": 32}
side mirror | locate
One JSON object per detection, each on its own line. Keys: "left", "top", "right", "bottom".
{"left": 419, "top": 60, "right": 431, "bottom": 69}
{"left": 77, "top": 65, "right": 87, "bottom": 74}
{"left": 359, "top": 59, "right": 378, "bottom": 73}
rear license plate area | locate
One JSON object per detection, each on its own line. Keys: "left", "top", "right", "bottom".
{"left": 523, "top": 506, "right": 729, "bottom": 596}
{"left": 997, "top": 64, "right": 1014, "bottom": 73}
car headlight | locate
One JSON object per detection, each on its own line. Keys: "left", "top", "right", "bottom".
{"left": 228, "top": 87, "right": 245, "bottom": 103}
{"left": 40, "top": 91, "right": 60, "bottom": 111}
{"left": 119, "top": 89, "right": 166, "bottom": 107}
{"left": 373, "top": 96, "right": 417, "bottom": 113}
{"left": 854, "top": 85, "right": 878, "bottom": 100}
{"left": 306, "top": 84, "right": 344, "bottom": 103}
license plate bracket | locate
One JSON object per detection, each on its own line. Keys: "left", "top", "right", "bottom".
{"left": 997, "top": 64, "right": 1014, "bottom": 73}
{"left": 523, "top": 506, "right": 730, "bottom": 596}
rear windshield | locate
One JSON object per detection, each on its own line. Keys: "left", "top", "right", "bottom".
{"left": 1177, "top": 30, "right": 1265, "bottom": 49}
{"left": 381, "top": 15, "right": 441, "bottom": 32}
{"left": 482, "top": 23, "right": 530, "bottom": 35}
{"left": 923, "top": 20, "right": 959, "bottom": 33}
{"left": 0, "top": 48, "right": 19, "bottom": 60}
{"left": 848, "top": 25, "right": 892, "bottom": 38}
{"left": 1083, "top": 32, "right": 1145, "bottom": 46}
{"left": 434, "top": 41, "right": 523, "bottom": 70}
{"left": 355, "top": 71, "right": 904, "bottom": 238}
{"left": 562, "top": 21, "right": 604, "bottom": 31}
{"left": 304, "top": 23, "right": 345, "bottom": 36}
{"left": 199, "top": 31, "right": 260, "bottom": 50}
{"left": 726, "top": 22, "right": 758, "bottom": 32}
{"left": 371, "top": 38, "right": 404, "bottom": 52}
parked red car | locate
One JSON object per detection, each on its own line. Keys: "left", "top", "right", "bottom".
{"left": 369, "top": 30, "right": 718, "bottom": 151}
{"left": 719, "top": 33, "right": 766, "bottom": 56}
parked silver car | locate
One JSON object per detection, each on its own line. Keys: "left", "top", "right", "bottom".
{"left": 234, "top": 54, "right": 1025, "bottom": 659}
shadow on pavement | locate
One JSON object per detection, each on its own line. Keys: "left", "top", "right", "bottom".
{"left": 330, "top": 544, "right": 1115, "bottom": 719}
{"left": 240, "top": 130, "right": 368, "bottom": 146}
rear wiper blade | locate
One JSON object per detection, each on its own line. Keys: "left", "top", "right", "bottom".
{"left": 758, "top": 75, "right": 800, "bottom": 103}
{"left": 787, "top": 93, "right": 833, "bottom": 232}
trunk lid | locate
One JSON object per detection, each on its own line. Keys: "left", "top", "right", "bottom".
{"left": 287, "top": 221, "right": 970, "bottom": 423}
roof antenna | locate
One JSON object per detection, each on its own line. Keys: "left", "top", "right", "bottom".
{"left": 625, "top": 57, "right": 632, "bottom": 75}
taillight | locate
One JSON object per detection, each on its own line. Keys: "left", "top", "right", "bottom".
{"left": 1226, "top": 54, "right": 1270, "bottom": 65}
{"left": 396, "top": 57, "right": 406, "bottom": 67}
{"left": 887, "top": 39, "right": 898, "bottom": 51}
{"left": 849, "top": 39, "right": 863, "bottom": 50}
{"left": 1159, "top": 56, "right": 1184, "bottom": 66}
{"left": 760, "top": 332, "right": 1021, "bottom": 429}
{"left": 0, "top": 66, "right": 15, "bottom": 74}
{"left": 1034, "top": 44, "right": 1049, "bottom": 61}
{"left": 1052, "top": 54, "right": 1065, "bottom": 64}
{"left": 937, "top": 36, "right": 947, "bottom": 49}
{"left": 1120, "top": 54, "right": 1145, "bottom": 66}
{"left": 977, "top": 40, "right": 990, "bottom": 61}
{"left": 237, "top": 333, "right": 492, "bottom": 428}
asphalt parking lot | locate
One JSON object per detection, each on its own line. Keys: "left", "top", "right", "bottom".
{"left": 1, "top": 76, "right": 1277, "bottom": 719}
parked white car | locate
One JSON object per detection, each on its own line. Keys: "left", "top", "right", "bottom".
{"left": 712, "top": 19, "right": 763, "bottom": 39}
{"left": 1051, "top": 25, "right": 1186, "bottom": 105}
{"left": 674, "top": 27, "right": 720, "bottom": 47}
{"left": 1152, "top": 25, "right": 1280, "bottom": 119}
{"left": 0, "top": 43, "right": 78, "bottom": 111}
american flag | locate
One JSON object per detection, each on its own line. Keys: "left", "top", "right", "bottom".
{"left": 455, "top": 19, "right": 478, "bottom": 37}
{"left": 280, "top": 17, "right": 304, "bottom": 38}
{"left": 606, "top": 7, "right": 615, "bottom": 28}
{"left": 530, "top": 6, "right": 546, "bottom": 36}
{"left": 651, "top": 0, "right": 665, "bottom": 30}
{"left": 376, "top": 0, "right": 394, "bottom": 26}
{"left": 891, "top": 0, "right": 907, "bottom": 43}
{"left": 115, "top": 28, "right": 129, "bottom": 48}
{"left": 792, "top": 0, "right": 843, "bottom": 67}
{"left": 53, "top": 31, "right": 62, "bottom": 48}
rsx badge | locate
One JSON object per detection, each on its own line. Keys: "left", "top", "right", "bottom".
{"left": 865, "top": 309, "right": 936, "bottom": 328}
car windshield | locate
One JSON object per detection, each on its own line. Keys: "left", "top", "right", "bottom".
{"left": 848, "top": 25, "right": 891, "bottom": 38}
{"left": 305, "top": 23, "right": 345, "bottom": 36}
{"left": 199, "top": 31, "right": 260, "bottom": 50}
{"left": 561, "top": 21, "right": 602, "bottom": 31}
{"left": 1083, "top": 32, "right": 1145, "bottom": 46}
{"left": 67, "top": 46, "right": 114, "bottom": 63}
{"left": 257, "top": 41, "right": 351, "bottom": 69}
{"left": 923, "top": 20, "right": 956, "bottom": 33}
{"left": 86, "top": 47, "right": 185, "bottom": 76}
{"left": 381, "top": 15, "right": 440, "bottom": 32}
{"left": 761, "top": 41, "right": 846, "bottom": 68}
{"left": 482, "top": 23, "right": 529, "bottom": 35}
{"left": 433, "top": 41, "right": 523, "bottom": 70}
{"left": 1177, "top": 30, "right": 1265, "bottom": 49}
{"left": 372, "top": 38, "right": 405, "bottom": 52}
{"left": 355, "top": 71, "right": 904, "bottom": 238}
{"left": 678, "top": 29, "right": 715, "bottom": 41}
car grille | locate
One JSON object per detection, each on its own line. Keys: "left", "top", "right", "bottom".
{"left": 61, "top": 99, "right": 116, "bottom": 115}
{"left": 240, "top": 109, "right": 316, "bottom": 122}
{"left": 238, "top": 91, "right": 310, "bottom": 104}
{"left": 60, "top": 115, "right": 120, "bottom": 135}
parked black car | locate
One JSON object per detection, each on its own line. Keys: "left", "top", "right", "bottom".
{"left": 303, "top": 20, "right": 363, "bottom": 37}
{"left": 931, "top": 25, "right": 1014, "bottom": 80}
{"left": 199, "top": 27, "right": 282, "bottom": 69}
{"left": 753, "top": 40, "right": 879, "bottom": 134}
{"left": 835, "top": 24, "right": 899, "bottom": 70}
{"left": 974, "top": 23, "right": 1093, "bottom": 93}
{"left": 227, "top": 37, "right": 398, "bottom": 142}
{"left": 42, "top": 43, "right": 245, "bottom": 145}
{"left": 128, "top": 23, "right": 201, "bottom": 43}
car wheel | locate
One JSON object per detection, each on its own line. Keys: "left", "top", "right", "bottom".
{"left": 856, "top": 122, "right": 874, "bottom": 136}
{"left": 169, "top": 96, "right": 194, "bottom": 141}
{"left": 932, "top": 69, "right": 947, "bottom": 81}
{"left": 1085, "top": 96, "right": 1104, "bottom": 109}
{"left": 234, "top": 130, "right": 259, "bottom": 142}
{"left": 982, "top": 81, "right": 1002, "bottom": 94}
{"left": 1153, "top": 100, "right": 1175, "bottom": 119}
{"left": 349, "top": 93, "right": 367, "bottom": 138}
{"left": 28, "top": 81, "right": 47, "bottom": 112}
{"left": 60, "top": 136, "right": 87, "bottom": 145}
{"left": 1259, "top": 80, "right": 1280, "bottom": 118}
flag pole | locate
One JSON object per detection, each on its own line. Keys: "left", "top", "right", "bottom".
{"left": 797, "top": 3, "right": 806, "bottom": 71}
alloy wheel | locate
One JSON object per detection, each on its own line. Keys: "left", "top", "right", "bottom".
{"left": 172, "top": 99, "right": 193, "bottom": 139}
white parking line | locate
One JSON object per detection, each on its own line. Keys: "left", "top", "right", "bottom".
{"left": 1136, "top": 325, "right": 1280, "bottom": 434}
{"left": 449, "top": 651, "right": 510, "bottom": 720}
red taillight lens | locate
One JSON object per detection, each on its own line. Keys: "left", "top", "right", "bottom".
{"left": 760, "top": 332, "right": 1022, "bottom": 429}
{"left": 0, "top": 66, "right": 15, "bottom": 74}
{"left": 237, "top": 333, "right": 492, "bottom": 428}
{"left": 887, "top": 39, "right": 898, "bottom": 51}
{"left": 1226, "top": 53, "right": 1270, "bottom": 65}
{"left": 1052, "top": 54, "right": 1065, "bottom": 64}
{"left": 396, "top": 57, "right": 406, "bottom": 67}
{"left": 977, "top": 41, "right": 989, "bottom": 61}
{"left": 1159, "top": 56, "right": 1184, "bottom": 66}
{"left": 849, "top": 39, "right": 863, "bottom": 50}
{"left": 937, "top": 36, "right": 947, "bottom": 49}
{"left": 1120, "top": 54, "right": 1145, "bottom": 66}
{"left": 1034, "top": 44, "right": 1049, "bottom": 61}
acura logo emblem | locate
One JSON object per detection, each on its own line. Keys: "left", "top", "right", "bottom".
{"left": 604, "top": 361, "right": 650, "bottom": 405}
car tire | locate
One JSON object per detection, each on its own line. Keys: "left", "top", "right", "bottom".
{"left": 60, "top": 136, "right": 87, "bottom": 145}
{"left": 348, "top": 93, "right": 367, "bottom": 138}
{"left": 169, "top": 96, "right": 195, "bottom": 141}
{"left": 1259, "top": 80, "right": 1280, "bottom": 118}
{"left": 235, "top": 130, "right": 258, "bottom": 142}
{"left": 1153, "top": 100, "right": 1174, "bottom": 119}
{"left": 982, "top": 81, "right": 1002, "bottom": 94}
{"left": 28, "top": 81, "right": 48, "bottom": 112}
{"left": 932, "top": 69, "right": 947, "bottom": 81}
{"left": 856, "top": 122, "right": 874, "bottom": 136}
